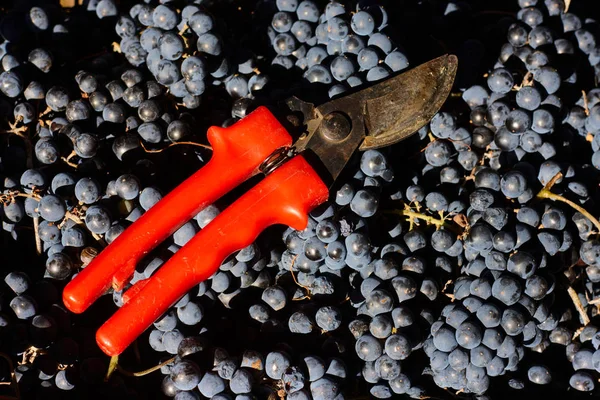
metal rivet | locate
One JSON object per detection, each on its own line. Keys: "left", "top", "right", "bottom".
{"left": 320, "top": 112, "right": 352, "bottom": 142}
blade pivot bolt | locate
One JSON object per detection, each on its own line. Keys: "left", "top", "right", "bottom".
{"left": 321, "top": 111, "right": 352, "bottom": 142}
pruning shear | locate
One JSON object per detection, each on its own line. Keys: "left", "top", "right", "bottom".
{"left": 63, "top": 55, "right": 458, "bottom": 356}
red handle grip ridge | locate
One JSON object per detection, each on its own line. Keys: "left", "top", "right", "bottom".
{"left": 96, "top": 155, "right": 329, "bottom": 356}
{"left": 63, "top": 107, "right": 292, "bottom": 314}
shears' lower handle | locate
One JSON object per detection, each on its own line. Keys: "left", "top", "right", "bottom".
{"left": 63, "top": 107, "right": 292, "bottom": 314}
{"left": 95, "top": 155, "right": 329, "bottom": 356}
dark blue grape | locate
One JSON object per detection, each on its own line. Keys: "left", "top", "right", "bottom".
{"left": 532, "top": 109, "right": 554, "bottom": 134}
{"left": 351, "top": 11, "right": 375, "bottom": 36}
{"left": 506, "top": 109, "right": 531, "bottom": 133}
{"left": 265, "top": 352, "right": 290, "bottom": 380}
{"left": 533, "top": 66, "right": 560, "bottom": 94}
{"left": 356, "top": 334, "right": 383, "bottom": 362}
{"left": 315, "top": 306, "right": 341, "bottom": 332}
{"left": 330, "top": 55, "right": 355, "bottom": 81}
{"left": 501, "top": 308, "right": 526, "bottom": 336}
{"left": 291, "top": 20, "right": 313, "bottom": 43}
{"left": 10, "top": 295, "right": 37, "bottom": 319}
{"left": 492, "top": 275, "right": 522, "bottom": 305}
{"left": 188, "top": 11, "right": 214, "bottom": 35}
{"left": 198, "top": 372, "right": 226, "bottom": 397}
{"left": 424, "top": 140, "right": 453, "bottom": 166}
{"left": 296, "top": 1, "right": 319, "bottom": 23}
{"left": 277, "top": 0, "right": 298, "bottom": 12}
{"left": 96, "top": 0, "right": 117, "bottom": 18}
{"left": 570, "top": 372, "right": 595, "bottom": 391}
{"left": 272, "top": 11, "right": 293, "bottom": 33}
{"left": 368, "top": 33, "right": 392, "bottom": 54}
{"left": 229, "top": 369, "right": 253, "bottom": 394}
{"left": 487, "top": 68, "right": 514, "bottom": 94}
{"left": 526, "top": 365, "right": 551, "bottom": 384}
{"left": 158, "top": 33, "right": 184, "bottom": 61}
{"left": 342, "top": 35, "right": 365, "bottom": 54}
{"left": 366, "top": 66, "right": 390, "bottom": 82}
{"left": 311, "top": 377, "right": 340, "bottom": 400}
{"left": 507, "top": 23, "right": 528, "bottom": 47}
{"left": 169, "top": 360, "right": 201, "bottom": 391}
{"left": 455, "top": 321, "right": 483, "bottom": 349}
{"left": 433, "top": 325, "right": 458, "bottom": 352}
{"left": 471, "top": 344, "right": 493, "bottom": 368}
{"left": 303, "top": 65, "right": 332, "bottom": 84}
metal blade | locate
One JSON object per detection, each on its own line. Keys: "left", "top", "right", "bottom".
{"left": 293, "top": 54, "right": 458, "bottom": 184}
{"left": 360, "top": 54, "right": 458, "bottom": 149}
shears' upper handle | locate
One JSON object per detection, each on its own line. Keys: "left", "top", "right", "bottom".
{"left": 96, "top": 155, "right": 329, "bottom": 356}
{"left": 63, "top": 107, "right": 292, "bottom": 315}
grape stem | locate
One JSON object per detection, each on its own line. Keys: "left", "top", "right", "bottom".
{"left": 386, "top": 205, "right": 464, "bottom": 236}
{"left": 1, "top": 120, "right": 33, "bottom": 169}
{"left": 536, "top": 172, "right": 600, "bottom": 234}
{"left": 567, "top": 286, "right": 591, "bottom": 326}
{"left": 513, "top": 71, "right": 533, "bottom": 90}
{"left": 1, "top": 190, "right": 106, "bottom": 244}
{"left": 288, "top": 254, "right": 312, "bottom": 300}
{"left": 105, "top": 355, "right": 119, "bottom": 381}
{"left": 582, "top": 90, "right": 590, "bottom": 116}
{"left": 33, "top": 216, "right": 42, "bottom": 255}
{"left": 399, "top": 209, "right": 448, "bottom": 228}
{"left": 18, "top": 346, "right": 47, "bottom": 366}
{"left": 61, "top": 150, "right": 78, "bottom": 168}
{"left": 572, "top": 325, "right": 586, "bottom": 340}
{"left": 537, "top": 172, "right": 596, "bottom": 326}
{"left": 116, "top": 356, "right": 177, "bottom": 377}
{"left": 565, "top": 0, "right": 572, "bottom": 13}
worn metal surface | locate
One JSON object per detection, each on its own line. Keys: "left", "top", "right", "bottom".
{"left": 292, "top": 54, "right": 458, "bottom": 183}
{"left": 360, "top": 54, "right": 459, "bottom": 149}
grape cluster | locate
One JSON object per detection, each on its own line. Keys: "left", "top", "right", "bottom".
{"left": 268, "top": 0, "right": 409, "bottom": 98}
{"left": 412, "top": 0, "right": 600, "bottom": 394}
{"left": 94, "top": 0, "right": 268, "bottom": 110}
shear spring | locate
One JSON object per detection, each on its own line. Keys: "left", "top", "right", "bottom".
{"left": 259, "top": 146, "right": 295, "bottom": 175}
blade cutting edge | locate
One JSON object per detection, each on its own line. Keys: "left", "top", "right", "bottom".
{"left": 360, "top": 54, "right": 458, "bottom": 149}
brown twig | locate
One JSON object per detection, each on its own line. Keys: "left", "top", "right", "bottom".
{"left": 116, "top": 356, "right": 177, "bottom": 377}
{"left": 1, "top": 121, "right": 33, "bottom": 169}
{"left": 588, "top": 297, "right": 600, "bottom": 305}
{"left": 61, "top": 150, "right": 78, "bottom": 168}
{"left": 567, "top": 286, "right": 590, "bottom": 325}
{"left": 33, "top": 216, "right": 42, "bottom": 255}
{"left": 513, "top": 71, "right": 534, "bottom": 90}
{"left": 385, "top": 205, "right": 463, "bottom": 236}
{"left": 573, "top": 326, "right": 585, "bottom": 340}
{"left": 288, "top": 255, "right": 312, "bottom": 300}
{"left": 582, "top": 90, "right": 590, "bottom": 116}
{"left": 565, "top": 0, "right": 572, "bottom": 13}
{"left": 18, "top": 346, "right": 47, "bottom": 366}
{"left": 140, "top": 140, "right": 212, "bottom": 154}
{"left": 1, "top": 190, "right": 106, "bottom": 245}
{"left": 536, "top": 172, "right": 600, "bottom": 234}
{"left": 105, "top": 355, "right": 119, "bottom": 381}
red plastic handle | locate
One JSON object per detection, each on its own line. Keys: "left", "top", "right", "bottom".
{"left": 63, "top": 107, "right": 292, "bottom": 314}
{"left": 95, "top": 155, "right": 329, "bottom": 356}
